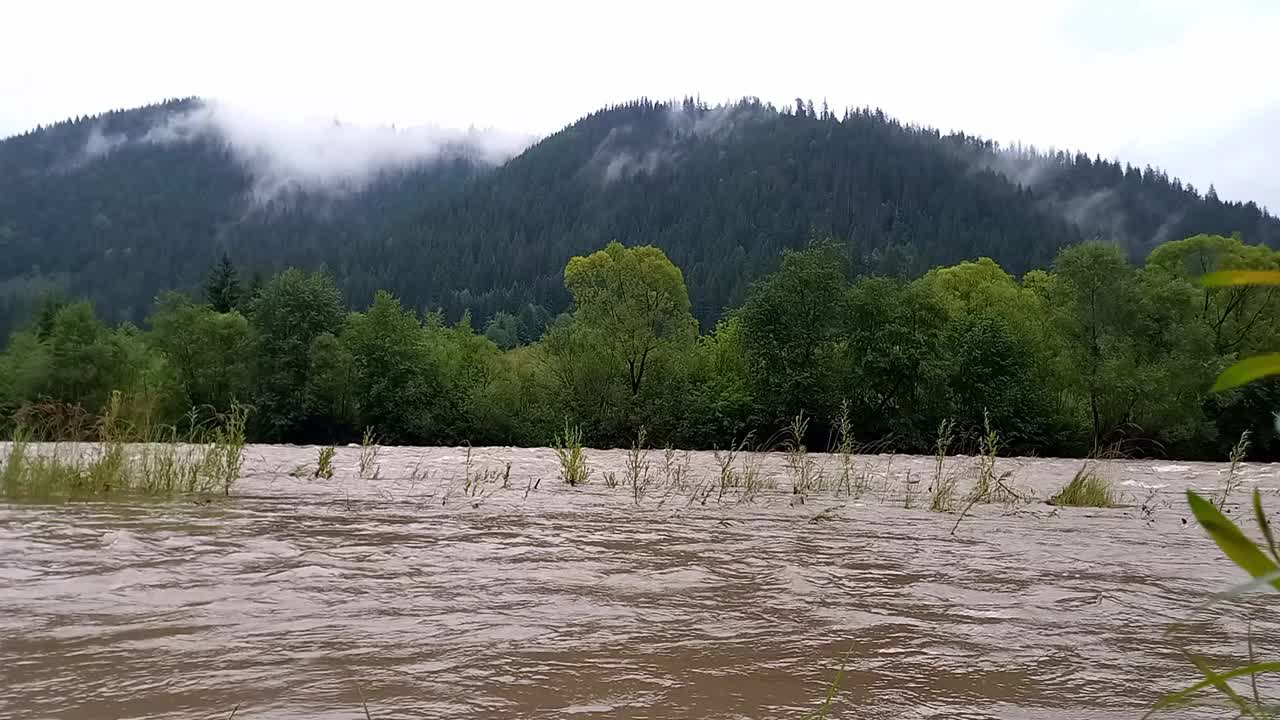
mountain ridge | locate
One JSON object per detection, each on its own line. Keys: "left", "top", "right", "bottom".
{"left": 0, "top": 96, "right": 1275, "bottom": 337}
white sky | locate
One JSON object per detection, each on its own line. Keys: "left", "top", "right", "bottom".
{"left": 4, "top": 0, "right": 1278, "bottom": 209}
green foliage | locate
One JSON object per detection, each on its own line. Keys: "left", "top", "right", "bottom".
{"left": 547, "top": 241, "right": 697, "bottom": 443}
{"left": 483, "top": 311, "right": 522, "bottom": 350}
{"left": 315, "top": 447, "right": 336, "bottom": 480}
{"left": 2, "top": 98, "right": 1278, "bottom": 340}
{"left": 1, "top": 392, "right": 249, "bottom": 499}
{"left": 343, "top": 291, "right": 440, "bottom": 443}
{"left": 1147, "top": 490, "right": 1280, "bottom": 717}
{"left": 304, "top": 332, "right": 355, "bottom": 437}
{"left": 553, "top": 421, "right": 589, "bottom": 486}
{"left": 147, "top": 292, "right": 254, "bottom": 417}
{"left": 250, "top": 268, "right": 347, "bottom": 442}
{"left": 1, "top": 232, "right": 1279, "bottom": 460}
{"left": 739, "top": 243, "right": 848, "bottom": 427}
{"left": 1050, "top": 465, "right": 1115, "bottom": 508}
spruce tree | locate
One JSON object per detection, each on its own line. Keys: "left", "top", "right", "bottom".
{"left": 204, "top": 253, "right": 242, "bottom": 313}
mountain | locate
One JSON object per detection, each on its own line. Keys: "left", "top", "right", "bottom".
{"left": 1, "top": 96, "right": 1276, "bottom": 336}
{"left": 0, "top": 99, "right": 493, "bottom": 338}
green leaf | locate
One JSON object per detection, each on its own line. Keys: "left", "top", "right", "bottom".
{"left": 1212, "top": 354, "right": 1280, "bottom": 392}
{"left": 1187, "top": 490, "right": 1280, "bottom": 590}
{"left": 1201, "top": 270, "right": 1280, "bottom": 287}
{"left": 1253, "top": 489, "right": 1280, "bottom": 565}
{"left": 1147, "top": 659, "right": 1280, "bottom": 716}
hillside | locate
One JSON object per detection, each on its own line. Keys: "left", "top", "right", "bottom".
{"left": 1, "top": 97, "right": 1276, "bottom": 335}
{"left": 0, "top": 99, "right": 490, "bottom": 338}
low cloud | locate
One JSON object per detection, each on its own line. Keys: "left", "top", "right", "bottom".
{"left": 138, "top": 100, "right": 535, "bottom": 203}
{"left": 53, "top": 124, "right": 128, "bottom": 171}
{"left": 81, "top": 125, "right": 127, "bottom": 161}
{"left": 587, "top": 100, "right": 768, "bottom": 185}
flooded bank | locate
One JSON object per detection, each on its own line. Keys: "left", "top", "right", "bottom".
{"left": 2, "top": 445, "right": 1277, "bottom": 719}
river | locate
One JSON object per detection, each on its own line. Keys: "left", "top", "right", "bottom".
{"left": 2, "top": 445, "right": 1277, "bottom": 719}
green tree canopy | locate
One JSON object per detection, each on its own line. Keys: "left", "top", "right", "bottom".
{"left": 250, "top": 269, "right": 346, "bottom": 441}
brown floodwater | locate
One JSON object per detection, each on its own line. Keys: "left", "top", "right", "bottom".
{"left": 2, "top": 445, "right": 1279, "bottom": 719}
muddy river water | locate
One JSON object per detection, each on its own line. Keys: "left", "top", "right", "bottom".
{"left": 3, "top": 445, "right": 1278, "bottom": 719}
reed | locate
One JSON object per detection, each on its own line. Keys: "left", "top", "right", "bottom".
{"left": 1050, "top": 464, "right": 1115, "bottom": 508}
{"left": 1218, "top": 429, "right": 1252, "bottom": 509}
{"left": 660, "top": 446, "right": 691, "bottom": 492}
{"left": 784, "top": 412, "right": 825, "bottom": 495}
{"left": 833, "top": 400, "right": 856, "bottom": 497}
{"left": 625, "top": 428, "right": 653, "bottom": 505}
{"left": 1, "top": 392, "right": 251, "bottom": 499}
{"left": 950, "top": 413, "right": 1020, "bottom": 533}
{"left": 314, "top": 446, "right": 336, "bottom": 479}
{"left": 929, "top": 418, "right": 959, "bottom": 512}
{"left": 359, "top": 427, "right": 381, "bottom": 479}
{"left": 553, "top": 421, "right": 589, "bottom": 486}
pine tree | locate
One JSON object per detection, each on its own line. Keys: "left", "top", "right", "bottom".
{"left": 204, "top": 253, "right": 242, "bottom": 313}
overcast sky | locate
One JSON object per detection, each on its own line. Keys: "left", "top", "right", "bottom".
{"left": 5, "top": 0, "right": 1278, "bottom": 209}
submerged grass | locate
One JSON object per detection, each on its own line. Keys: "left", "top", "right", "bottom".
{"left": 950, "top": 413, "right": 1024, "bottom": 533}
{"left": 2, "top": 392, "right": 249, "bottom": 500}
{"left": 711, "top": 434, "right": 773, "bottom": 503}
{"left": 1050, "top": 464, "right": 1115, "bottom": 508}
{"left": 554, "top": 421, "right": 589, "bottom": 486}
{"left": 928, "top": 418, "right": 959, "bottom": 512}
{"left": 359, "top": 427, "right": 381, "bottom": 479}
{"left": 784, "top": 412, "right": 827, "bottom": 495}
{"left": 1219, "top": 429, "right": 1252, "bottom": 509}
{"left": 318, "top": 446, "right": 336, "bottom": 479}
{"left": 625, "top": 428, "right": 653, "bottom": 505}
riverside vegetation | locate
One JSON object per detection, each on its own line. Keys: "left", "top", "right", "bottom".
{"left": 2, "top": 232, "right": 1280, "bottom": 462}
{"left": 1, "top": 391, "right": 247, "bottom": 499}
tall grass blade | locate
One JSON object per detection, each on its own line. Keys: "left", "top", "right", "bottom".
{"left": 1252, "top": 489, "right": 1280, "bottom": 565}
{"left": 1146, "top": 657, "right": 1280, "bottom": 717}
{"left": 800, "top": 657, "right": 847, "bottom": 720}
{"left": 1187, "top": 490, "right": 1280, "bottom": 591}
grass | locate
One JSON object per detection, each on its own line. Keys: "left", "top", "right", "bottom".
{"left": 1147, "top": 489, "right": 1280, "bottom": 717}
{"left": 1219, "top": 429, "right": 1252, "bottom": 509}
{"left": 292, "top": 445, "right": 336, "bottom": 479}
{"left": 950, "top": 412, "right": 1022, "bottom": 534}
{"left": 359, "top": 427, "right": 381, "bottom": 479}
{"left": 661, "top": 446, "right": 691, "bottom": 492}
{"left": 929, "top": 418, "right": 958, "bottom": 512}
{"left": 1050, "top": 464, "right": 1115, "bottom": 508}
{"left": 316, "top": 447, "right": 336, "bottom": 479}
{"left": 1, "top": 392, "right": 250, "bottom": 500}
{"left": 784, "top": 412, "right": 826, "bottom": 495}
{"left": 833, "top": 400, "right": 856, "bottom": 497}
{"left": 553, "top": 421, "right": 589, "bottom": 486}
{"left": 625, "top": 427, "right": 653, "bottom": 505}
{"left": 711, "top": 435, "right": 773, "bottom": 502}
{"left": 462, "top": 445, "right": 512, "bottom": 498}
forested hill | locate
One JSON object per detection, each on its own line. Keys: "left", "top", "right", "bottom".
{"left": 2, "top": 97, "right": 1277, "bottom": 336}
{"left": 376, "top": 98, "right": 1278, "bottom": 324}
{"left": 0, "top": 98, "right": 491, "bottom": 339}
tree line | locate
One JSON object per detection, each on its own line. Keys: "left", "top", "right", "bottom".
{"left": 2, "top": 233, "right": 1278, "bottom": 459}
{"left": 3, "top": 98, "right": 1275, "bottom": 342}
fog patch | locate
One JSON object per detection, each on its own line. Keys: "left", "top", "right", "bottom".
{"left": 587, "top": 100, "right": 770, "bottom": 186}
{"left": 81, "top": 125, "right": 127, "bottom": 161}
{"left": 138, "top": 100, "right": 534, "bottom": 204}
